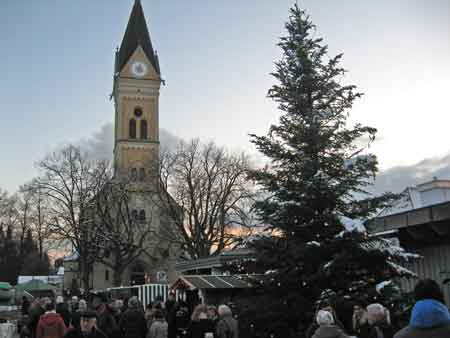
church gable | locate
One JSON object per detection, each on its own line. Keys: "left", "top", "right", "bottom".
{"left": 120, "top": 45, "right": 159, "bottom": 80}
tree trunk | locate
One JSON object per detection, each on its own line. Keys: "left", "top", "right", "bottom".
{"left": 79, "top": 256, "right": 91, "bottom": 291}
{"left": 113, "top": 268, "right": 123, "bottom": 287}
{"left": 112, "top": 252, "right": 125, "bottom": 287}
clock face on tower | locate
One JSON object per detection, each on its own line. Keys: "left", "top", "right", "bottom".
{"left": 131, "top": 61, "right": 148, "bottom": 78}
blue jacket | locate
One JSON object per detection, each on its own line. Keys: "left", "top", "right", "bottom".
{"left": 394, "top": 299, "right": 450, "bottom": 338}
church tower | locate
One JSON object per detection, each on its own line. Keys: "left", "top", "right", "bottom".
{"left": 107, "top": 0, "right": 178, "bottom": 286}
{"left": 113, "top": 0, "right": 161, "bottom": 189}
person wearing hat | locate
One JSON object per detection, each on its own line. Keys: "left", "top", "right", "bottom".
{"left": 311, "top": 310, "right": 350, "bottom": 338}
{"left": 306, "top": 302, "right": 345, "bottom": 338}
{"left": 64, "top": 310, "right": 107, "bottom": 338}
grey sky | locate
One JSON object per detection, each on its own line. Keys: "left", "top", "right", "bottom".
{"left": 1, "top": 1, "right": 449, "bottom": 193}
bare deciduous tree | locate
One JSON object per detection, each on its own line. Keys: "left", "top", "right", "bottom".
{"left": 0, "top": 189, "right": 19, "bottom": 236}
{"left": 32, "top": 145, "right": 110, "bottom": 289}
{"left": 160, "top": 139, "right": 255, "bottom": 259}
{"left": 19, "top": 184, "right": 55, "bottom": 259}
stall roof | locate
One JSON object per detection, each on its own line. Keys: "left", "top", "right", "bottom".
{"left": 175, "top": 248, "right": 255, "bottom": 272}
{"left": 0, "top": 282, "right": 12, "bottom": 290}
{"left": 172, "top": 275, "right": 254, "bottom": 290}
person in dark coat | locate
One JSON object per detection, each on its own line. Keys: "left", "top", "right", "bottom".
{"left": 352, "top": 301, "right": 371, "bottom": 338}
{"left": 119, "top": 296, "right": 147, "bottom": 338}
{"left": 70, "top": 300, "right": 87, "bottom": 331}
{"left": 22, "top": 296, "right": 31, "bottom": 316}
{"left": 109, "top": 300, "right": 123, "bottom": 326}
{"left": 168, "top": 301, "right": 190, "bottom": 338}
{"left": 394, "top": 279, "right": 450, "bottom": 338}
{"left": 55, "top": 296, "right": 71, "bottom": 328}
{"left": 187, "top": 304, "right": 215, "bottom": 338}
{"left": 64, "top": 310, "right": 107, "bottom": 338}
{"left": 97, "top": 303, "right": 120, "bottom": 338}
{"left": 216, "top": 305, "right": 238, "bottom": 338}
{"left": 28, "top": 299, "right": 46, "bottom": 338}
{"left": 164, "top": 293, "right": 176, "bottom": 322}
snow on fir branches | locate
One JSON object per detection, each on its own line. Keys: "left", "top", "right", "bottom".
{"left": 234, "top": 5, "right": 417, "bottom": 338}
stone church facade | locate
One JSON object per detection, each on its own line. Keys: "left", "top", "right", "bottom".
{"left": 64, "top": 0, "right": 179, "bottom": 291}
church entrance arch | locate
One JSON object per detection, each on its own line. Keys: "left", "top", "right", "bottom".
{"left": 130, "top": 261, "right": 147, "bottom": 285}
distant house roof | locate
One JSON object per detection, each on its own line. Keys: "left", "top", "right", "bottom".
{"left": 171, "top": 275, "right": 254, "bottom": 290}
{"left": 63, "top": 252, "right": 79, "bottom": 262}
{"left": 377, "top": 179, "right": 450, "bottom": 218}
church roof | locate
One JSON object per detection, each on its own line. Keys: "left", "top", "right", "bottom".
{"left": 117, "top": 0, "right": 160, "bottom": 75}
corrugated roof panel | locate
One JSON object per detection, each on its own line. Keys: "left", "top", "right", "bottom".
{"left": 219, "top": 276, "right": 251, "bottom": 288}
{"left": 184, "top": 276, "right": 215, "bottom": 289}
{"left": 178, "top": 275, "right": 255, "bottom": 290}
{"left": 202, "top": 276, "right": 232, "bottom": 289}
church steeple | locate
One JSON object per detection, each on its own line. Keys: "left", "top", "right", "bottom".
{"left": 113, "top": 0, "right": 162, "bottom": 183}
{"left": 117, "top": 0, "right": 160, "bottom": 75}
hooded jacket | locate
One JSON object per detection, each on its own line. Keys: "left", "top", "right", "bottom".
{"left": 394, "top": 299, "right": 450, "bottom": 338}
{"left": 36, "top": 312, "right": 66, "bottom": 338}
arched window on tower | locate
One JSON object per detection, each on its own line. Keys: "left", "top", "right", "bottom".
{"left": 130, "top": 168, "right": 137, "bottom": 181}
{"left": 140, "top": 119, "right": 148, "bottom": 139}
{"left": 139, "top": 168, "right": 146, "bottom": 181}
{"left": 139, "top": 210, "right": 146, "bottom": 222}
{"left": 129, "top": 119, "right": 136, "bottom": 139}
{"left": 131, "top": 209, "right": 138, "bottom": 220}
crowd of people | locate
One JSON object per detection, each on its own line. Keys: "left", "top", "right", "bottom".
{"left": 305, "top": 278, "right": 450, "bottom": 338}
{"left": 18, "top": 278, "right": 450, "bottom": 338}
{"left": 19, "top": 292, "right": 238, "bottom": 338}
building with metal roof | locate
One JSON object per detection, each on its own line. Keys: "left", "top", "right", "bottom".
{"left": 368, "top": 178, "right": 450, "bottom": 303}
{"left": 175, "top": 248, "right": 255, "bottom": 275}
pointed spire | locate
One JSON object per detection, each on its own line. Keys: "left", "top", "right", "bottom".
{"left": 117, "top": 0, "right": 160, "bottom": 75}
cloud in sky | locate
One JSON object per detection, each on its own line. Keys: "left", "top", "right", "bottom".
{"left": 373, "top": 153, "right": 450, "bottom": 195}
{"left": 78, "top": 123, "right": 114, "bottom": 161}
{"left": 5, "top": 120, "right": 450, "bottom": 197}
{"left": 77, "top": 123, "right": 182, "bottom": 161}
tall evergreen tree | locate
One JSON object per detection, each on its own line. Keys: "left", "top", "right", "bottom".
{"left": 22, "top": 228, "right": 36, "bottom": 258}
{"left": 0, "top": 225, "right": 20, "bottom": 284}
{"left": 20, "top": 228, "right": 51, "bottom": 276}
{"left": 237, "top": 5, "right": 417, "bottom": 338}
